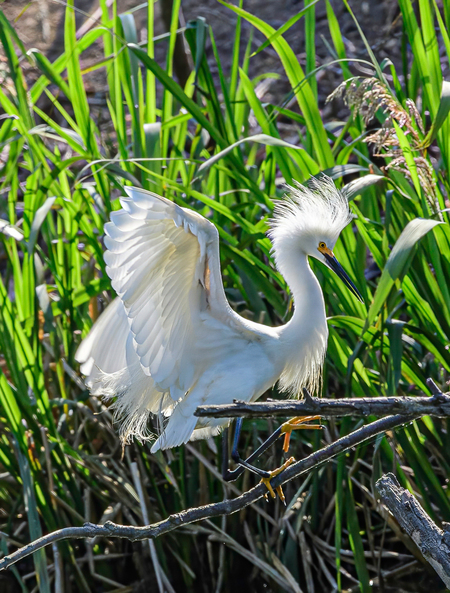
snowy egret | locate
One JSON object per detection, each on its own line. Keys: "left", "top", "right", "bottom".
{"left": 76, "top": 176, "right": 362, "bottom": 477}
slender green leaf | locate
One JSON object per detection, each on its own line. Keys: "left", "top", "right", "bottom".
{"left": 366, "top": 218, "right": 443, "bottom": 328}
{"left": 420, "top": 80, "right": 450, "bottom": 147}
{"left": 251, "top": 0, "right": 320, "bottom": 57}
{"left": 197, "top": 134, "right": 304, "bottom": 178}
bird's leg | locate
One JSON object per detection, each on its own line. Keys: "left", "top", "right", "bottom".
{"left": 221, "top": 416, "right": 322, "bottom": 503}
{"left": 222, "top": 418, "right": 273, "bottom": 482}
{"left": 260, "top": 416, "right": 323, "bottom": 502}
{"left": 258, "top": 416, "right": 321, "bottom": 503}
{"left": 280, "top": 415, "right": 323, "bottom": 453}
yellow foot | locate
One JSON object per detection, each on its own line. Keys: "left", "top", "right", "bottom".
{"left": 261, "top": 457, "right": 296, "bottom": 504}
{"left": 281, "top": 415, "right": 322, "bottom": 452}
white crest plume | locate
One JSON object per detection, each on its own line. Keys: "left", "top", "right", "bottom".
{"left": 268, "top": 175, "right": 353, "bottom": 250}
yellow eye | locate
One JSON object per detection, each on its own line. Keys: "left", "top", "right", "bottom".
{"left": 318, "top": 241, "right": 326, "bottom": 249}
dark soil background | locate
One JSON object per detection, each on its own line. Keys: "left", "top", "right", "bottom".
{"left": 1, "top": 0, "right": 404, "bottom": 117}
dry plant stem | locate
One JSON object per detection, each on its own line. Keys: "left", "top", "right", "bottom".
{"left": 130, "top": 462, "right": 165, "bottom": 593}
{"left": 376, "top": 473, "right": 450, "bottom": 588}
{"left": 195, "top": 389, "right": 449, "bottom": 419}
{"left": 0, "top": 413, "right": 417, "bottom": 572}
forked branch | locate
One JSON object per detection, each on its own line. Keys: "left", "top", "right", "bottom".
{"left": 2, "top": 379, "right": 448, "bottom": 573}
{"left": 0, "top": 412, "right": 418, "bottom": 571}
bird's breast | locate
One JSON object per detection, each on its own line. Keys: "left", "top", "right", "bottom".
{"left": 276, "top": 312, "right": 328, "bottom": 397}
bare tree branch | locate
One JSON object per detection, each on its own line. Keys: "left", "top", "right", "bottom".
{"left": 376, "top": 473, "right": 450, "bottom": 588}
{"left": 195, "top": 380, "right": 449, "bottom": 419}
{"left": 0, "top": 412, "right": 418, "bottom": 572}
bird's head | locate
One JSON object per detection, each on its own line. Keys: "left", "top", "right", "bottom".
{"left": 268, "top": 175, "right": 363, "bottom": 302}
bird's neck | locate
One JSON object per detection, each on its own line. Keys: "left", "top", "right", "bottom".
{"left": 283, "top": 254, "right": 326, "bottom": 326}
{"left": 277, "top": 253, "right": 328, "bottom": 396}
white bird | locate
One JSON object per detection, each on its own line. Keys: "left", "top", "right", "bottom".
{"left": 76, "top": 176, "right": 362, "bottom": 454}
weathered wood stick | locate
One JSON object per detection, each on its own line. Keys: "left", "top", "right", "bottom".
{"left": 195, "top": 381, "right": 450, "bottom": 419}
{"left": 376, "top": 473, "right": 450, "bottom": 588}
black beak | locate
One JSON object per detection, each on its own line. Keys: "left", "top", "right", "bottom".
{"left": 323, "top": 252, "right": 364, "bottom": 303}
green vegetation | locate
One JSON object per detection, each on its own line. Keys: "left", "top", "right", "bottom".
{"left": 0, "top": 0, "right": 449, "bottom": 590}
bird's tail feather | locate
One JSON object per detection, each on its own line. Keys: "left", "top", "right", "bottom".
{"left": 76, "top": 298, "right": 173, "bottom": 444}
{"left": 189, "top": 425, "right": 223, "bottom": 442}
{"left": 104, "top": 368, "right": 172, "bottom": 444}
{"left": 150, "top": 402, "right": 199, "bottom": 452}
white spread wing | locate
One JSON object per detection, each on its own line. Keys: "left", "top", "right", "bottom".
{"left": 76, "top": 297, "right": 130, "bottom": 381}
{"left": 103, "top": 186, "right": 242, "bottom": 400}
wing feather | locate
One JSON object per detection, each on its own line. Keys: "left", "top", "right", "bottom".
{"left": 104, "top": 186, "right": 242, "bottom": 397}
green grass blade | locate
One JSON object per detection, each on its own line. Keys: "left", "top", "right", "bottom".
{"left": 197, "top": 133, "right": 304, "bottom": 178}
{"left": 129, "top": 44, "right": 226, "bottom": 147}
{"left": 16, "top": 446, "right": 51, "bottom": 593}
{"left": 218, "top": 0, "right": 334, "bottom": 169}
{"left": 251, "top": 0, "right": 320, "bottom": 57}
{"left": 366, "top": 219, "right": 443, "bottom": 329}
{"left": 420, "top": 81, "right": 450, "bottom": 147}
{"left": 346, "top": 478, "right": 371, "bottom": 592}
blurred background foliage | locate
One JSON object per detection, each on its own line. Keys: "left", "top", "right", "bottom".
{"left": 0, "top": 0, "right": 450, "bottom": 591}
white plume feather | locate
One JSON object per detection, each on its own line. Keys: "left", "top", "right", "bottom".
{"left": 268, "top": 175, "right": 353, "bottom": 253}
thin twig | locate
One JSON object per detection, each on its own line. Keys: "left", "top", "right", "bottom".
{"left": 0, "top": 413, "right": 417, "bottom": 571}
{"left": 195, "top": 381, "right": 449, "bottom": 419}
